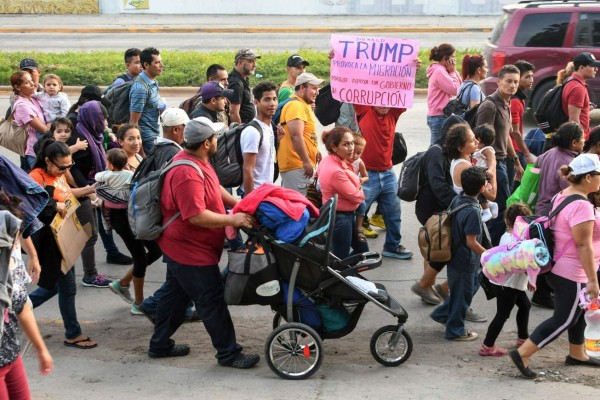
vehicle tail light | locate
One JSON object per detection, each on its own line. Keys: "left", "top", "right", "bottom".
{"left": 491, "top": 51, "right": 506, "bottom": 75}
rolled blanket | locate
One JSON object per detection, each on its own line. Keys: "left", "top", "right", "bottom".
{"left": 481, "top": 239, "right": 550, "bottom": 289}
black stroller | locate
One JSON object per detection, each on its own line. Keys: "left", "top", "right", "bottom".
{"left": 234, "top": 196, "right": 412, "bottom": 380}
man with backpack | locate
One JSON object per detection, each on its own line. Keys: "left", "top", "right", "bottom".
{"left": 563, "top": 52, "right": 600, "bottom": 140}
{"left": 190, "top": 81, "right": 234, "bottom": 126}
{"left": 228, "top": 48, "right": 261, "bottom": 125}
{"left": 476, "top": 64, "right": 523, "bottom": 245}
{"left": 278, "top": 72, "right": 323, "bottom": 195}
{"left": 148, "top": 118, "right": 260, "bottom": 369}
{"left": 184, "top": 64, "right": 230, "bottom": 121}
{"left": 109, "top": 48, "right": 142, "bottom": 89}
{"left": 241, "top": 82, "right": 278, "bottom": 195}
{"left": 129, "top": 47, "right": 164, "bottom": 156}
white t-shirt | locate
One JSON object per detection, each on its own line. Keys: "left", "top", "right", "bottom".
{"left": 240, "top": 118, "right": 275, "bottom": 189}
{"left": 497, "top": 232, "right": 529, "bottom": 291}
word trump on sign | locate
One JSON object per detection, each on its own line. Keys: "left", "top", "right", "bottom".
{"left": 330, "top": 34, "right": 419, "bottom": 108}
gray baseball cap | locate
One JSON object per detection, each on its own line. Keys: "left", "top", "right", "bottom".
{"left": 184, "top": 117, "right": 226, "bottom": 145}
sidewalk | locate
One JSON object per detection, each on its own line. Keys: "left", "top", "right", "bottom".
{"left": 0, "top": 14, "right": 497, "bottom": 33}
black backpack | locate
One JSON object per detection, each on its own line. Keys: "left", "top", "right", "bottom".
{"left": 534, "top": 78, "right": 579, "bottom": 134}
{"left": 211, "top": 120, "right": 274, "bottom": 188}
{"left": 463, "top": 96, "right": 491, "bottom": 129}
{"left": 104, "top": 77, "right": 149, "bottom": 126}
{"left": 442, "top": 81, "right": 475, "bottom": 118}
{"left": 102, "top": 73, "right": 131, "bottom": 95}
{"left": 314, "top": 83, "right": 342, "bottom": 126}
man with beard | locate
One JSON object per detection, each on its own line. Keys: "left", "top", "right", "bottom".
{"left": 148, "top": 118, "right": 259, "bottom": 369}
{"left": 228, "top": 48, "right": 261, "bottom": 124}
{"left": 278, "top": 72, "right": 323, "bottom": 195}
{"left": 241, "top": 81, "right": 278, "bottom": 195}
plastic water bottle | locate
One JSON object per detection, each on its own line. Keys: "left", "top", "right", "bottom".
{"left": 584, "top": 302, "right": 600, "bottom": 357}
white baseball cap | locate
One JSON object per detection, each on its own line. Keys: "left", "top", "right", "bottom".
{"left": 161, "top": 108, "right": 189, "bottom": 127}
{"left": 569, "top": 153, "right": 600, "bottom": 175}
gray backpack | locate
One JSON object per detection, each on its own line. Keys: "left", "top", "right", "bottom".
{"left": 128, "top": 159, "right": 204, "bottom": 241}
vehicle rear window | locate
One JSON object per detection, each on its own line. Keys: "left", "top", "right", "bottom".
{"left": 514, "top": 12, "right": 570, "bottom": 47}
{"left": 575, "top": 12, "right": 600, "bottom": 47}
{"left": 490, "top": 11, "right": 510, "bottom": 45}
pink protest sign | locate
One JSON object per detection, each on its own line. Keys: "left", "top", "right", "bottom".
{"left": 330, "top": 34, "right": 419, "bottom": 108}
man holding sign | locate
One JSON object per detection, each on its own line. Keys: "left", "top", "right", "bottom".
{"left": 330, "top": 35, "right": 419, "bottom": 260}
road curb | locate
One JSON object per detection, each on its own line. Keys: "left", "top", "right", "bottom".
{"left": 0, "top": 26, "right": 491, "bottom": 34}
{"left": 0, "top": 86, "right": 429, "bottom": 98}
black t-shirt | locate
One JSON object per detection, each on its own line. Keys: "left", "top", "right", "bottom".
{"left": 228, "top": 68, "right": 255, "bottom": 123}
{"left": 67, "top": 131, "right": 94, "bottom": 187}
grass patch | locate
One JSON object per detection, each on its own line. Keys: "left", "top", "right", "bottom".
{"left": 0, "top": 0, "right": 98, "bottom": 14}
{"left": 1, "top": 48, "right": 480, "bottom": 88}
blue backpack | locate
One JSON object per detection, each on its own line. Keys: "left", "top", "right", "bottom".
{"left": 272, "top": 97, "right": 298, "bottom": 126}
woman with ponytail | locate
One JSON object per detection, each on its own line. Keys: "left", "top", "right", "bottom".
{"left": 458, "top": 54, "right": 487, "bottom": 109}
{"left": 426, "top": 43, "right": 462, "bottom": 144}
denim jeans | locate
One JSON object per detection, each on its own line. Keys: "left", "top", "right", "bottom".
{"left": 149, "top": 256, "right": 241, "bottom": 363}
{"left": 331, "top": 211, "right": 369, "bottom": 259}
{"left": 487, "top": 161, "right": 509, "bottom": 246}
{"left": 75, "top": 199, "right": 98, "bottom": 278}
{"left": 363, "top": 169, "right": 402, "bottom": 252}
{"left": 29, "top": 269, "right": 82, "bottom": 340}
{"left": 96, "top": 207, "right": 120, "bottom": 258}
{"left": 430, "top": 264, "right": 480, "bottom": 339}
{"left": 427, "top": 114, "right": 446, "bottom": 145}
{"left": 141, "top": 279, "right": 194, "bottom": 318}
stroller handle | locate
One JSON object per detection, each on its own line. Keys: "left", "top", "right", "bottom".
{"left": 338, "top": 252, "right": 383, "bottom": 276}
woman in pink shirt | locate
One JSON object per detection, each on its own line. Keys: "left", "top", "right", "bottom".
{"left": 317, "top": 126, "right": 368, "bottom": 259}
{"left": 511, "top": 154, "right": 600, "bottom": 378}
{"left": 426, "top": 43, "right": 462, "bottom": 145}
{"left": 11, "top": 71, "right": 47, "bottom": 170}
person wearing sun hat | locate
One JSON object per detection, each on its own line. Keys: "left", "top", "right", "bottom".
{"left": 510, "top": 152, "right": 600, "bottom": 379}
{"left": 563, "top": 52, "right": 600, "bottom": 140}
{"left": 147, "top": 117, "right": 260, "bottom": 369}
{"left": 278, "top": 54, "right": 310, "bottom": 103}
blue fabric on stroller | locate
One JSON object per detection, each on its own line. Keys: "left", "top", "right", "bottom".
{"left": 256, "top": 202, "right": 310, "bottom": 243}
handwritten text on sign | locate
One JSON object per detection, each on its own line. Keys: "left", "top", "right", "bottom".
{"left": 330, "top": 34, "right": 419, "bottom": 108}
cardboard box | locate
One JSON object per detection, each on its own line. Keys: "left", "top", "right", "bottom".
{"left": 50, "top": 195, "right": 92, "bottom": 274}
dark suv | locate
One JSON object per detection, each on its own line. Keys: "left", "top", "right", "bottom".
{"left": 481, "top": 0, "right": 600, "bottom": 110}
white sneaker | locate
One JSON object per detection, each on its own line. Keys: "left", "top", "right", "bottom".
{"left": 482, "top": 208, "right": 493, "bottom": 223}
{"left": 489, "top": 201, "right": 499, "bottom": 218}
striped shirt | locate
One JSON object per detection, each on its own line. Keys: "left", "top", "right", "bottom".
{"left": 129, "top": 71, "right": 160, "bottom": 142}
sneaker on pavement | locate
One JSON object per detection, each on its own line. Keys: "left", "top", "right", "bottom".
{"left": 452, "top": 330, "right": 478, "bottom": 341}
{"left": 411, "top": 282, "right": 442, "bottom": 305}
{"left": 465, "top": 307, "right": 487, "bottom": 322}
{"left": 81, "top": 274, "right": 112, "bottom": 288}
{"left": 109, "top": 281, "right": 133, "bottom": 304}
{"left": 131, "top": 303, "right": 144, "bottom": 315}
{"left": 219, "top": 352, "right": 260, "bottom": 369}
{"left": 434, "top": 283, "right": 449, "bottom": 301}
{"left": 106, "top": 252, "right": 133, "bottom": 265}
{"left": 370, "top": 213, "right": 386, "bottom": 230}
{"left": 361, "top": 223, "right": 379, "bottom": 238}
{"left": 382, "top": 245, "right": 413, "bottom": 260}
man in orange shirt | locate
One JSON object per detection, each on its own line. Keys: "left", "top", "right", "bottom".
{"left": 278, "top": 72, "right": 323, "bottom": 195}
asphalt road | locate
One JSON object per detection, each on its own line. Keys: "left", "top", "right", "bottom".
{"left": 0, "top": 31, "right": 491, "bottom": 53}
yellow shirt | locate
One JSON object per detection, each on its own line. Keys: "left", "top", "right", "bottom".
{"left": 277, "top": 95, "right": 318, "bottom": 172}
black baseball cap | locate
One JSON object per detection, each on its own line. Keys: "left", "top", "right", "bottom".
{"left": 20, "top": 58, "right": 39, "bottom": 71}
{"left": 573, "top": 52, "right": 600, "bottom": 69}
{"left": 287, "top": 54, "right": 309, "bottom": 68}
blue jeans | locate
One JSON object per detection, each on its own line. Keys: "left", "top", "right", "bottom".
{"left": 487, "top": 161, "right": 510, "bottom": 246}
{"left": 331, "top": 211, "right": 369, "bottom": 259}
{"left": 427, "top": 115, "right": 446, "bottom": 145}
{"left": 29, "top": 269, "right": 82, "bottom": 340}
{"left": 430, "top": 264, "right": 480, "bottom": 339}
{"left": 141, "top": 279, "right": 194, "bottom": 318}
{"left": 96, "top": 207, "right": 120, "bottom": 258}
{"left": 363, "top": 169, "right": 402, "bottom": 252}
{"left": 149, "top": 256, "right": 241, "bottom": 363}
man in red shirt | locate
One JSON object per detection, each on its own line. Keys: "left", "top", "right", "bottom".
{"left": 562, "top": 52, "right": 600, "bottom": 140}
{"left": 510, "top": 60, "right": 536, "bottom": 186}
{"left": 355, "top": 105, "right": 412, "bottom": 260}
{"left": 148, "top": 118, "right": 259, "bottom": 369}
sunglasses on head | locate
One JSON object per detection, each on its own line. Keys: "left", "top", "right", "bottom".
{"left": 51, "top": 160, "right": 75, "bottom": 171}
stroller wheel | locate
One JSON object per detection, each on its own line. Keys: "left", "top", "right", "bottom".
{"left": 370, "top": 325, "right": 413, "bottom": 367}
{"left": 265, "top": 322, "right": 323, "bottom": 380}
